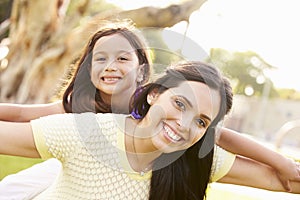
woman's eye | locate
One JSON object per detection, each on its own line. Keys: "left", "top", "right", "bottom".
{"left": 175, "top": 99, "right": 185, "bottom": 111}
{"left": 196, "top": 118, "right": 207, "bottom": 128}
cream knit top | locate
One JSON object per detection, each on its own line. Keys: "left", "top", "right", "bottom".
{"left": 31, "top": 112, "right": 235, "bottom": 199}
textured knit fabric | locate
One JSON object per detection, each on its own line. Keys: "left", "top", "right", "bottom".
{"left": 31, "top": 112, "right": 235, "bottom": 199}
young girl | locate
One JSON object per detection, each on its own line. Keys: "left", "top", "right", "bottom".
{"left": 0, "top": 20, "right": 299, "bottom": 198}
{"left": 0, "top": 19, "right": 153, "bottom": 199}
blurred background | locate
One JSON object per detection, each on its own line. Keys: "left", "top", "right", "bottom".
{"left": 0, "top": 0, "right": 299, "bottom": 199}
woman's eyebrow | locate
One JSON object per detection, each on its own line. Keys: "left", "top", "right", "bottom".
{"left": 200, "top": 114, "right": 211, "bottom": 123}
{"left": 178, "top": 95, "right": 193, "bottom": 108}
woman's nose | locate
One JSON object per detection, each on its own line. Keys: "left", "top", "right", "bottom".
{"left": 176, "top": 118, "right": 190, "bottom": 133}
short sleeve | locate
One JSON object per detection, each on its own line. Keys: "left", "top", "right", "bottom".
{"left": 31, "top": 119, "right": 53, "bottom": 159}
{"left": 30, "top": 113, "right": 95, "bottom": 160}
{"left": 210, "top": 145, "right": 236, "bottom": 182}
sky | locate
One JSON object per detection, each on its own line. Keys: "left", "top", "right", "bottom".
{"left": 107, "top": 0, "right": 300, "bottom": 91}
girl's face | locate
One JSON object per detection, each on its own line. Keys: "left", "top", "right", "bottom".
{"left": 141, "top": 81, "right": 221, "bottom": 154}
{"left": 91, "top": 33, "right": 143, "bottom": 101}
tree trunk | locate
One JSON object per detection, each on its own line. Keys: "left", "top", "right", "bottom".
{"left": 0, "top": 0, "right": 206, "bottom": 103}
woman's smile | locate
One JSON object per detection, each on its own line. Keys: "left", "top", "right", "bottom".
{"left": 163, "top": 122, "right": 184, "bottom": 143}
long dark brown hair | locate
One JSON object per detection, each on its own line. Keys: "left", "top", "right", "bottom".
{"left": 62, "top": 20, "right": 152, "bottom": 113}
{"left": 130, "top": 61, "right": 233, "bottom": 200}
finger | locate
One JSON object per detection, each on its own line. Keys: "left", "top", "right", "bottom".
{"left": 280, "top": 179, "right": 291, "bottom": 192}
{"left": 294, "top": 176, "right": 300, "bottom": 181}
{"left": 297, "top": 164, "right": 300, "bottom": 176}
{"left": 296, "top": 161, "right": 300, "bottom": 170}
{"left": 284, "top": 180, "right": 292, "bottom": 192}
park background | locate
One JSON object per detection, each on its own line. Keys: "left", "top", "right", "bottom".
{"left": 0, "top": 0, "right": 299, "bottom": 199}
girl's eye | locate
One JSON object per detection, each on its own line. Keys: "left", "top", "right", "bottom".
{"left": 196, "top": 118, "right": 207, "bottom": 128}
{"left": 175, "top": 99, "right": 186, "bottom": 111}
{"left": 118, "top": 56, "right": 129, "bottom": 61}
{"left": 95, "top": 57, "right": 106, "bottom": 62}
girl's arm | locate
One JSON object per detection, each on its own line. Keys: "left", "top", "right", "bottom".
{"left": 0, "top": 159, "right": 61, "bottom": 200}
{"left": 217, "top": 127, "right": 300, "bottom": 191}
{"left": 0, "top": 101, "right": 64, "bottom": 122}
{"left": 218, "top": 155, "right": 300, "bottom": 193}
{"left": 0, "top": 120, "right": 39, "bottom": 158}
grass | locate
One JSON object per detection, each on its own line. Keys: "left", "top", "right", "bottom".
{"left": 0, "top": 154, "right": 43, "bottom": 180}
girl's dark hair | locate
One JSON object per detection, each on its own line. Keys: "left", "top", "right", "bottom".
{"left": 62, "top": 20, "right": 152, "bottom": 113}
{"left": 130, "top": 61, "right": 233, "bottom": 200}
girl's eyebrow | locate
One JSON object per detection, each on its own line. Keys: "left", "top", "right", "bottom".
{"left": 93, "top": 50, "right": 134, "bottom": 58}
{"left": 179, "top": 95, "right": 212, "bottom": 122}
{"left": 93, "top": 50, "right": 132, "bottom": 54}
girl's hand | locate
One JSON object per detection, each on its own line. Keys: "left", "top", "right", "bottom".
{"left": 276, "top": 157, "right": 300, "bottom": 192}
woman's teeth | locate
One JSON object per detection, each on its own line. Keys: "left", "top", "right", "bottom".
{"left": 164, "top": 125, "right": 182, "bottom": 141}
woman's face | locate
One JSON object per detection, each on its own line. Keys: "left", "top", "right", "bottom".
{"left": 142, "top": 81, "right": 221, "bottom": 154}
{"left": 91, "top": 33, "right": 143, "bottom": 102}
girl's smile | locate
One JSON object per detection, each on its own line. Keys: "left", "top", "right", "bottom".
{"left": 100, "top": 75, "right": 122, "bottom": 84}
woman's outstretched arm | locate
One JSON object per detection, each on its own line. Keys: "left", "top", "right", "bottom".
{"left": 0, "top": 120, "right": 39, "bottom": 158}
{"left": 0, "top": 101, "right": 64, "bottom": 122}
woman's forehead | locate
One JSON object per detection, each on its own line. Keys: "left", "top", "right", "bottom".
{"left": 168, "top": 81, "right": 209, "bottom": 95}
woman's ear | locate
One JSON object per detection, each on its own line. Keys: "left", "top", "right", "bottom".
{"left": 147, "top": 89, "right": 159, "bottom": 105}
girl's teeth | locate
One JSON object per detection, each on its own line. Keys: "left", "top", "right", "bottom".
{"left": 164, "top": 125, "right": 181, "bottom": 141}
{"left": 104, "top": 77, "right": 119, "bottom": 81}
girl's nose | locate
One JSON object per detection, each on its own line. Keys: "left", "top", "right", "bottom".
{"left": 105, "top": 61, "right": 117, "bottom": 71}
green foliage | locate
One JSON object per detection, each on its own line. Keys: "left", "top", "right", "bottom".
{"left": 277, "top": 88, "right": 300, "bottom": 100}
{"left": 208, "top": 48, "right": 279, "bottom": 98}
{"left": 0, "top": 0, "right": 12, "bottom": 40}
{"left": 142, "top": 28, "right": 184, "bottom": 75}
{"left": 0, "top": 0, "right": 11, "bottom": 22}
